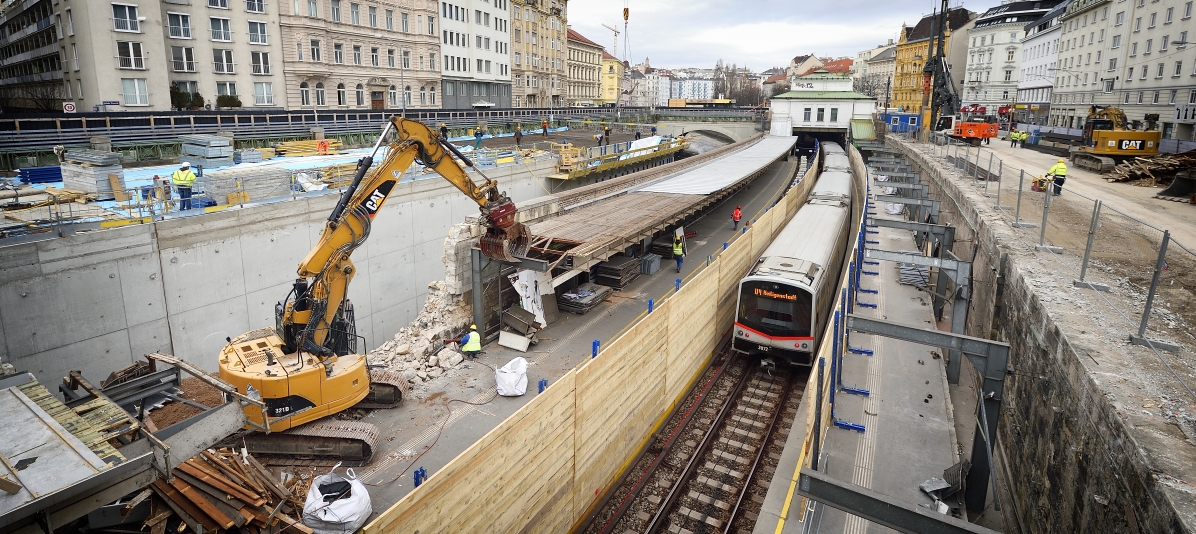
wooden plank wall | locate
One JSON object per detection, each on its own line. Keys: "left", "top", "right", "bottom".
{"left": 365, "top": 149, "right": 822, "bottom": 534}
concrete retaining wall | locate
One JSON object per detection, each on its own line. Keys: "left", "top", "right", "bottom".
{"left": 0, "top": 156, "right": 590, "bottom": 384}
{"left": 890, "top": 138, "right": 1194, "bottom": 532}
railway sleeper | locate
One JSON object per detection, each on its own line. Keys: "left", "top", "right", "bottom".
{"left": 696, "top": 475, "right": 737, "bottom": 493}
{"left": 712, "top": 449, "right": 751, "bottom": 465}
{"left": 674, "top": 506, "right": 723, "bottom": 528}
{"left": 726, "top": 426, "right": 763, "bottom": 441}
{"left": 731, "top": 415, "right": 767, "bottom": 428}
{"left": 739, "top": 396, "right": 777, "bottom": 409}
{"left": 705, "top": 461, "right": 745, "bottom": 479}
{"left": 717, "top": 436, "right": 756, "bottom": 452}
{"left": 688, "top": 490, "right": 733, "bottom": 511}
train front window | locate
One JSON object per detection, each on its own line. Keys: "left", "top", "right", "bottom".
{"left": 738, "top": 281, "right": 812, "bottom": 338}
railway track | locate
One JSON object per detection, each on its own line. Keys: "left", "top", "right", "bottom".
{"left": 584, "top": 348, "right": 807, "bottom": 534}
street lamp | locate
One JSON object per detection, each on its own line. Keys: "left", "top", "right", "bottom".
{"left": 399, "top": 48, "right": 407, "bottom": 117}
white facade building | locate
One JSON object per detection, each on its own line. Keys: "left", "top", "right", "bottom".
{"left": 962, "top": 1, "right": 1064, "bottom": 116}
{"left": 675, "top": 78, "right": 713, "bottom": 99}
{"left": 1016, "top": 2, "right": 1067, "bottom": 125}
{"left": 770, "top": 70, "right": 876, "bottom": 137}
{"left": 438, "top": 0, "right": 512, "bottom": 108}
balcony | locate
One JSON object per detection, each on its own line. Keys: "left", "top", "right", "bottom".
{"left": 251, "top": 63, "right": 271, "bottom": 75}
{"left": 213, "top": 61, "right": 236, "bottom": 74}
{"left": 172, "top": 60, "right": 197, "bottom": 72}
{"left": 168, "top": 25, "right": 191, "bottom": 39}
{"left": 118, "top": 56, "right": 146, "bottom": 69}
{"left": 249, "top": 32, "right": 268, "bottom": 45}
{"left": 211, "top": 29, "right": 232, "bottom": 41}
{"left": 113, "top": 18, "right": 140, "bottom": 32}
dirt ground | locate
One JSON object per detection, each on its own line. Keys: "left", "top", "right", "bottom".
{"left": 148, "top": 377, "right": 222, "bottom": 429}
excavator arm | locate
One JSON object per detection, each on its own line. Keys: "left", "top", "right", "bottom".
{"left": 279, "top": 116, "right": 529, "bottom": 358}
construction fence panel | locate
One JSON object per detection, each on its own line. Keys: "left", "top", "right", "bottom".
{"left": 718, "top": 230, "right": 756, "bottom": 304}
{"left": 572, "top": 301, "right": 671, "bottom": 518}
{"left": 363, "top": 369, "right": 577, "bottom": 534}
{"left": 666, "top": 266, "right": 721, "bottom": 404}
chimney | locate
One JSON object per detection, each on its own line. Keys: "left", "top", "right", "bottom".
{"left": 887, "top": 38, "right": 894, "bottom": 45}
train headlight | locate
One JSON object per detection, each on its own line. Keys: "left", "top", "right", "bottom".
{"left": 801, "top": 342, "right": 809, "bottom": 349}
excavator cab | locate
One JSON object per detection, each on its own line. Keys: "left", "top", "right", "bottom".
{"left": 1082, "top": 117, "right": 1115, "bottom": 148}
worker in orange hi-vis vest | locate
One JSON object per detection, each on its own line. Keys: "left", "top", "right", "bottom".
{"left": 732, "top": 206, "right": 743, "bottom": 231}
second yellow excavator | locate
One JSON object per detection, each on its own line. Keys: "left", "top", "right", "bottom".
{"left": 217, "top": 117, "right": 530, "bottom": 465}
{"left": 1071, "top": 105, "right": 1161, "bottom": 173}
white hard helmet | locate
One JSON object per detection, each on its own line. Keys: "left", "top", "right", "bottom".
{"left": 181, "top": 162, "right": 191, "bottom": 168}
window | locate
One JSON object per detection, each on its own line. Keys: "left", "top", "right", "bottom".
{"left": 1163, "top": 36, "right": 1170, "bottom": 51}
{"left": 1182, "top": 32, "right": 1189, "bottom": 47}
{"left": 355, "top": 84, "right": 364, "bottom": 106}
{"left": 1188, "top": 2, "right": 1194, "bottom": 19}
{"left": 209, "top": 0, "right": 228, "bottom": 7}
{"left": 1125, "top": 92, "right": 1131, "bottom": 104}
{"left": 214, "top": 49, "right": 234, "bottom": 73}
{"left": 387, "top": 49, "right": 394, "bottom": 67}
{"left": 1147, "top": 39, "right": 1153, "bottom": 53}
{"left": 71, "top": 44, "right": 79, "bottom": 70}
{"left": 249, "top": 21, "right": 268, "bottom": 44}
{"left": 310, "top": 40, "right": 321, "bottom": 61}
{"left": 829, "top": 108, "right": 838, "bottom": 122}
{"left": 168, "top": 13, "right": 191, "bottom": 39}
{"left": 1168, "top": 7, "right": 1175, "bottom": 23}
{"left": 389, "top": 85, "right": 398, "bottom": 106}
{"left": 403, "top": 50, "right": 410, "bottom": 69}
{"left": 1150, "top": 13, "right": 1157, "bottom": 28}
{"left": 171, "top": 46, "right": 196, "bottom": 72}
{"left": 419, "top": 86, "right": 426, "bottom": 106}
{"left": 371, "top": 47, "right": 379, "bottom": 66}
{"left": 331, "top": 0, "right": 341, "bottom": 22}
{"left": 296, "top": 42, "right": 303, "bottom": 61}
{"left": 1135, "top": 17, "right": 1142, "bottom": 31}
{"left": 1191, "top": 89, "right": 1196, "bottom": 104}
{"left": 428, "top": 54, "right": 435, "bottom": 70}
{"left": 402, "top": 12, "right": 408, "bottom": 32}
{"left": 1142, "top": 66, "right": 1148, "bottom": 80}
{"left": 247, "top": 0, "right": 265, "bottom": 12}
{"left": 1138, "top": 91, "right": 1145, "bottom": 104}
{"left": 1131, "top": 42, "right": 1138, "bottom": 56}
{"left": 334, "top": 43, "right": 344, "bottom": 63}
{"left": 369, "top": 6, "right": 377, "bottom": 27}
{"left": 211, "top": 18, "right": 232, "bottom": 41}
{"left": 1105, "top": 79, "right": 1115, "bottom": 92}
{"left": 112, "top": 4, "right": 139, "bottom": 32}
{"left": 351, "top": 3, "right": 359, "bottom": 24}
{"left": 428, "top": 15, "right": 434, "bottom": 34}
{"left": 1113, "top": 35, "right": 1121, "bottom": 48}
{"left": 65, "top": 9, "right": 73, "bottom": 36}
{"left": 1109, "top": 57, "right": 1118, "bottom": 71}
{"left": 121, "top": 78, "right": 148, "bottom": 105}
{"left": 337, "top": 83, "right": 346, "bottom": 105}
{"left": 404, "top": 85, "right": 412, "bottom": 105}
{"left": 1128, "top": 66, "right": 1135, "bottom": 80}
{"left": 307, "top": 0, "right": 316, "bottom": 16}
{"left": 1157, "top": 63, "right": 1165, "bottom": 78}
{"left": 116, "top": 41, "right": 145, "bottom": 69}
{"left": 1153, "top": 91, "right": 1160, "bottom": 104}
{"left": 1171, "top": 89, "right": 1178, "bottom": 104}
{"left": 300, "top": 82, "right": 311, "bottom": 105}
{"left": 386, "top": 9, "right": 393, "bottom": 30}
{"left": 477, "top": 35, "right": 482, "bottom": 48}
{"left": 1004, "top": 70, "right": 1012, "bottom": 81}
{"left": 353, "top": 45, "right": 361, "bottom": 65}
{"left": 253, "top": 82, "right": 273, "bottom": 105}
{"left": 1178, "top": 61, "right": 1185, "bottom": 76}
{"left": 816, "top": 108, "right": 825, "bottom": 121}
{"left": 315, "top": 82, "right": 326, "bottom": 105}
{"left": 477, "top": 58, "right": 482, "bottom": 72}
{"left": 1116, "top": 11, "right": 1125, "bottom": 25}
{"left": 251, "top": 51, "right": 270, "bottom": 74}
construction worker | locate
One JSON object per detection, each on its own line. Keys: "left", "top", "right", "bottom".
{"left": 732, "top": 205, "right": 743, "bottom": 230}
{"left": 1046, "top": 158, "right": 1068, "bottom": 196}
{"left": 594, "top": 134, "right": 603, "bottom": 146}
{"left": 672, "top": 235, "right": 686, "bottom": 273}
{"left": 635, "top": 130, "right": 642, "bottom": 140}
{"left": 1019, "top": 130, "right": 1027, "bottom": 148}
{"left": 1009, "top": 130, "right": 1018, "bottom": 148}
{"left": 603, "top": 124, "right": 612, "bottom": 144}
{"left": 473, "top": 127, "right": 484, "bottom": 149}
{"left": 440, "top": 123, "right": 449, "bottom": 139}
{"left": 459, "top": 324, "right": 482, "bottom": 359}
{"left": 651, "top": 125, "right": 658, "bottom": 136}
{"left": 541, "top": 118, "right": 549, "bottom": 137}
{"left": 171, "top": 162, "right": 197, "bottom": 210}
{"left": 514, "top": 127, "right": 523, "bottom": 148}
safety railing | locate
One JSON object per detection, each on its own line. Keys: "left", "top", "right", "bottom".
{"left": 889, "top": 128, "right": 1196, "bottom": 399}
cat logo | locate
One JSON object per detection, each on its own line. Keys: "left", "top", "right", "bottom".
{"left": 1119, "top": 139, "right": 1145, "bottom": 150}
{"left": 363, "top": 181, "right": 396, "bottom": 217}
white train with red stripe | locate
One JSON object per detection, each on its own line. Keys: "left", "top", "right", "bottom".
{"left": 732, "top": 143, "right": 854, "bottom": 366}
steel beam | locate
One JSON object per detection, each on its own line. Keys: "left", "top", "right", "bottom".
{"left": 875, "top": 195, "right": 939, "bottom": 208}
{"left": 844, "top": 314, "right": 1008, "bottom": 514}
{"left": 863, "top": 249, "right": 969, "bottom": 285}
{"left": 797, "top": 469, "right": 1000, "bottom": 534}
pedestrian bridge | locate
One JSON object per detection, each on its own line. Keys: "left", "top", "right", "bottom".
{"left": 655, "top": 120, "right": 762, "bottom": 143}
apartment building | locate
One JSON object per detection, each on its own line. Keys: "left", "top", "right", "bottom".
{"left": 1016, "top": 1, "right": 1068, "bottom": 125}
{"left": 280, "top": 0, "right": 440, "bottom": 111}
{"left": 861, "top": 46, "right": 896, "bottom": 101}
{"left": 1, "top": 0, "right": 287, "bottom": 111}
{"left": 675, "top": 78, "right": 714, "bottom": 99}
{"left": 599, "top": 51, "right": 622, "bottom": 105}
{"left": 961, "top": 1, "right": 1063, "bottom": 116}
{"left": 854, "top": 40, "right": 895, "bottom": 90}
{"left": 893, "top": 7, "right": 975, "bottom": 114}
{"left": 1052, "top": 0, "right": 1196, "bottom": 140}
{"left": 438, "top": 0, "right": 511, "bottom": 109}
{"left": 510, "top": 0, "right": 566, "bottom": 107}
{"left": 566, "top": 27, "right": 601, "bottom": 106}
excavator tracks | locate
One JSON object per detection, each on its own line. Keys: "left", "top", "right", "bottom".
{"left": 356, "top": 368, "right": 410, "bottom": 409}
{"left": 1071, "top": 153, "right": 1116, "bottom": 173}
{"left": 244, "top": 420, "right": 381, "bottom": 467}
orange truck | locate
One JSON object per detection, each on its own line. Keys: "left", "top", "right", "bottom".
{"left": 935, "top": 113, "right": 999, "bottom": 145}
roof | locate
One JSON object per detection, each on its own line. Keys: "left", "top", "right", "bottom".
{"left": 763, "top": 73, "right": 787, "bottom": 84}
{"left": 602, "top": 51, "right": 618, "bottom": 61}
{"left": 869, "top": 46, "right": 896, "bottom": 62}
{"left": 567, "top": 28, "right": 602, "bottom": 48}
{"left": 905, "top": 7, "right": 974, "bottom": 42}
{"left": 797, "top": 69, "right": 851, "bottom": 80}
{"left": 791, "top": 54, "right": 813, "bottom": 65}
{"left": 629, "top": 69, "right": 646, "bottom": 79}
{"left": 772, "top": 90, "right": 874, "bottom": 100}
{"left": 1026, "top": 0, "right": 1071, "bottom": 32}
{"left": 974, "top": 0, "right": 1063, "bottom": 29}
{"left": 813, "top": 58, "right": 853, "bottom": 76}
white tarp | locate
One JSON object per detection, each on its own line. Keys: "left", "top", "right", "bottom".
{"left": 506, "top": 270, "right": 546, "bottom": 327}
{"left": 302, "top": 469, "right": 372, "bottom": 534}
{"left": 495, "top": 357, "right": 529, "bottom": 396}
{"left": 617, "top": 135, "right": 664, "bottom": 161}
{"left": 636, "top": 137, "right": 796, "bottom": 196}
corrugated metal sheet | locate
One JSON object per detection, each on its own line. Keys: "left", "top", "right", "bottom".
{"left": 851, "top": 119, "right": 877, "bottom": 141}
{"left": 637, "top": 137, "right": 796, "bottom": 195}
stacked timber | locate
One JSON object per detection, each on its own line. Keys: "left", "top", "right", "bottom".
{"left": 276, "top": 139, "right": 343, "bottom": 157}
{"left": 180, "top": 135, "right": 234, "bottom": 170}
{"left": 1105, "top": 149, "right": 1196, "bottom": 184}
{"left": 142, "top": 447, "right": 314, "bottom": 534}
{"left": 61, "top": 162, "right": 124, "bottom": 201}
{"left": 557, "top": 283, "right": 613, "bottom": 315}
{"left": 594, "top": 254, "right": 641, "bottom": 289}
{"left": 259, "top": 147, "right": 277, "bottom": 160}
{"left": 202, "top": 166, "right": 294, "bottom": 205}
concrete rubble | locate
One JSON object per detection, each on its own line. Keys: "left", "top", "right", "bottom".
{"left": 367, "top": 279, "right": 473, "bottom": 386}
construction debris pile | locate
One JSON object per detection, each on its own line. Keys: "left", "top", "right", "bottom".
{"left": 367, "top": 280, "right": 473, "bottom": 385}
{"left": 140, "top": 448, "right": 318, "bottom": 534}
{"left": 1106, "top": 150, "right": 1196, "bottom": 185}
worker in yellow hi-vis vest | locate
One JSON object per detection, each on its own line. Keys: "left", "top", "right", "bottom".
{"left": 459, "top": 324, "right": 482, "bottom": 359}
{"left": 1047, "top": 158, "right": 1068, "bottom": 196}
{"left": 171, "top": 162, "right": 197, "bottom": 210}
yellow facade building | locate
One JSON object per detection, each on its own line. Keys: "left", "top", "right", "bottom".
{"left": 599, "top": 51, "right": 624, "bottom": 105}
{"left": 893, "top": 7, "right": 975, "bottom": 115}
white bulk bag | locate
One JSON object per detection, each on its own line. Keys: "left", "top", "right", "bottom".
{"left": 495, "top": 357, "right": 529, "bottom": 396}
{"left": 302, "top": 468, "right": 372, "bottom": 534}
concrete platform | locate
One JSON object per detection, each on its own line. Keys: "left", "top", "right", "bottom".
{"left": 756, "top": 194, "right": 969, "bottom": 533}
{"left": 351, "top": 152, "right": 805, "bottom": 514}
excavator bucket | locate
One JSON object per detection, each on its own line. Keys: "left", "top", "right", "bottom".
{"left": 479, "top": 196, "right": 531, "bottom": 262}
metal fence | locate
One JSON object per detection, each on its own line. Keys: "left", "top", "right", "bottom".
{"left": 888, "top": 127, "right": 1196, "bottom": 400}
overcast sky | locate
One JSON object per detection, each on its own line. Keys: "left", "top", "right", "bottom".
{"left": 566, "top": 0, "right": 994, "bottom": 71}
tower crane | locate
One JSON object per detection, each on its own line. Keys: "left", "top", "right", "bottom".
{"left": 601, "top": 23, "right": 620, "bottom": 58}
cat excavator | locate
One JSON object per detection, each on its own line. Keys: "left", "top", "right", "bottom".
{"left": 217, "top": 116, "right": 530, "bottom": 465}
{"left": 1071, "top": 105, "right": 1161, "bottom": 172}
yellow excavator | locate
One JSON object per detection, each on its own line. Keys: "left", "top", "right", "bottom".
{"left": 217, "top": 117, "right": 530, "bottom": 465}
{"left": 1071, "top": 105, "right": 1161, "bottom": 173}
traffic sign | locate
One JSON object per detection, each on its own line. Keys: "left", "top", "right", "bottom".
{"left": 62, "top": 102, "right": 76, "bottom": 113}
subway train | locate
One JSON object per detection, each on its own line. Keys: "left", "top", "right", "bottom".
{"left": 732, "top": 143, "right": 855, "bottom": 366}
